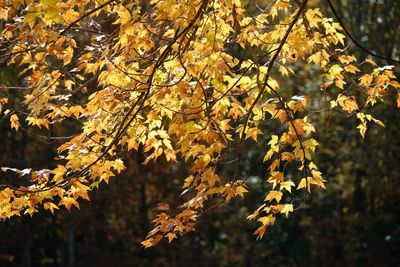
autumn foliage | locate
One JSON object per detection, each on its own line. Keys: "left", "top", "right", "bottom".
{"left": 0, "top": 0, "right": 399, "bottom": 248}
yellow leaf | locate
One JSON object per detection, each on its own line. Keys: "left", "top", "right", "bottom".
{"left": 115, "top": 5, "right": 131, "bottom": 25}
{"left": 344, "top": 64, "right": 359, "bottom": 74}
{"left": 62, "top": 9, "right": 79, "bottom": 24}
{"left": 264, "top": 190, "right": 283, "bottom": 202}
{"left": 357, "top": 122, "right": 367, "bottom": 138}
{"left": 359, "top": 74, "right": 373, "bottom": 86}
{"left": 43, "top": 202, "right": 59, "bottom": 215}
{"left": 245, "top": 127, "right": 262, "bottom": 142}
{"left": 297, "top": 178, "right": 309, "bottom": 192}
{"left": 42, "top": 3, "right": 63, "bottom": 26}
{"left": 141, "top": 236, "right": 162, "bottom": 248}
{"left": 337, "top": 95, "right": 358, "bottom": 113}
{"left": 279, "top": 180, "right": 295, "bottom": 193}
{"left": 59, "top": 197, "right": 80, "bottom": 211}
{"left": 25, "top": 8, "right": 40, "bottom": 27}
{"left": 281, "top": 152, "right": 295, "bottom": 163}
{"left": 253, "top": 225, "right": 267, "bottom": 240}
{"left": 280, "top": 204, "right": 293, "bottom": 217}
{"left": 279, "top": 65, "right": 289, "bottom": 76}
{"left": 234, "top": 185, "right": 248, "bottom": 198}
{"left": 0, "top": 7, "right": 8, "bottom": 20}
{"left": 338, "top": 55, "right": 356, "bottom": 64}
{"left": 311, "top": 170, "right": 326, "bottom": 188}
{"left": 53, "top": 165, "right": 67, "bottom": 182}
{"left": 257, "top": 214, "right": 275, "bottom": 227}
{"left": 365, "top": 58, "right": 377, "bottom": 66}
{"left": 156, "top": 202, "right": 170, "bottom": 211}
{"left": 246, "top": 209, "right": 260, "bottom": 221}
{"left": 62, "top": 46, "right": 74, "bottom": 65}
{"left": 10, "top": 114, "right": 20, "bottom": 131}
{"left": 328, "top": 64, "right": 343, "bottom": 79}
{"left": 166, "top": 232, "right": 177, "bottom": 243}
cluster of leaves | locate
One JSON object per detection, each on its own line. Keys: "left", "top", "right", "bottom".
{"left": 0, "top": 0, "right": 399, "bottom": 247}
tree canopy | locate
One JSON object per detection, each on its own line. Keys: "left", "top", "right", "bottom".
{"left": 0, "top": 0, "right": 399, "bottom": 248}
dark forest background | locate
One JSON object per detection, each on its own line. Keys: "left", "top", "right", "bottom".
{"left": 1, "top": 1, "right": 400, "bottom": 266}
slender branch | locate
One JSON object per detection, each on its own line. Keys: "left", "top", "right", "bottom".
{"left": 326, "top": 0, "right": 400, "bottom": 64}
{"left": 235, "top": 0, "right": 309, "bottom": 179}
{"left": 60, "top": 0, "right": 117, "bottom": 35}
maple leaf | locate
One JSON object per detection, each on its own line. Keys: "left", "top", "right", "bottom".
{"left": 53, "top": 165, "right": 67, "bottom": 182}
{"left": 165, "top": 232, "right": 177, "bottom": 243}
{"left": 156, "top": 203, "right": 170, "bottom": 211}
{"left": 254, "top": 215, "right": 276, "bottom": 239}
{"left": 43, "top": 202, "right": 59, "bottom": 215}
{"left": 264, "top": 191, "right": 283, "bottom": 203}
{"left": 280, "top": 181, "right": 295, "bottom": 193}
{"left": 344, "top": 64, "right": 359, "bottom": 74}
{"left": 10, "top": 114, "right": 20, "bottom": 131}
{"left": 280, "top": 204, "right": 293, "bottom": 217}
{"left": 297, "top": 178, "right": 310, "bottom": 192}
{"left": 337, "top": 95, "right": 358, "bottom": 113}
{"left": 59, "top": 197, "right": 80, "bottom": 211}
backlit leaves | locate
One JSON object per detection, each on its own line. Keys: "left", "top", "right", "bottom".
{"left": 0, "top": 0, "right": 399, "bottom": 247}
